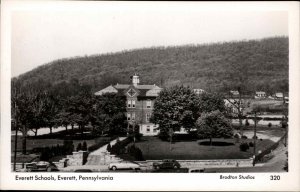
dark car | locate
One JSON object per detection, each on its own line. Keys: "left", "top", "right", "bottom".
{"left": 74, "top": 169, "right": 93, "bottom": 172}
{"left": 153, "top": 159, "right": 181, "bottom": 170}
{"left": 189, "top": 168, "right": 206, "bottom": 173}
{"left": 21, "top": 161, "right": 59, "bottom": 172}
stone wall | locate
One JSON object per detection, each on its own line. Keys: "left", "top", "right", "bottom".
{"left": 137, "top": 158, "right": 253, "bottom": 169}
{"left": 58, "top": 151, "right": 89, "bottom": 167}
{"left": 85, "top": 151, "right": 122, "bottom": 165}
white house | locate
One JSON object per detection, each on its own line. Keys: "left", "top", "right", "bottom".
{"left": 255, "top": 91, "right": 266, "bottom": 99}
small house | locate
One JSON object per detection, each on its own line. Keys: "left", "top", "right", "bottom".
{"left": 230, "top": 90, "right": 240, "bottom": 96}
{"left": 274, "top": 92, "right": 283, "bottom": 99}
{"left": 255, "top": 91, "right": 266, "bottom": 99}
{"left": 193, "top": 89, "right": 205, "bottom": 95}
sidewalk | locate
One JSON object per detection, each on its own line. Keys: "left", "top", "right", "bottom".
{"left": 60, "top": 165, "right": 110, "bottom": 172}
{"left": 62, "top": 137, "right": 127, "bottom": 171}
{"left": 89, "top": 137, "right": 126, "bottom": 155}
{"left": 84, "top": 137, "right": 127, "bottom": 166}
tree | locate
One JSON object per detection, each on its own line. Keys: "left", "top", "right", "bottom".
{"left": 151, "top": 85, "right": 202, "bottom": 136}
{"left": 196, "top": 110, "right": 233, "bottom": 146}
{"left": 198, "top": 92, "right": 227, "bottom": 113}
{"left": 223, "top": 87, "right": 246, "bottom": 135}
{"left": 55, "top": 111, "right": 70, "bottom": 132}
{"left": 92, "top": 93, "right": 127, "bottom": 135}
{"left": 30, "top": 91, "right": 58, "bottom": 136}
{"left": 67, "top": 94, "right": 91, "bottom": 136}
{"left": 151, "top": 85, "right": 227, "bottom": 143}
{"left": 11, "top": 80, "right": 36, "bottom": 154}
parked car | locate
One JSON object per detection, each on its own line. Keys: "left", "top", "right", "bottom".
{"left": 108, "top": 161, "right": 141, "bottom": 171}
{"left": 21, "top": 161, "right": 59, "bottom": 172}
{"left": 74, "top": 169, "right": 93, "bottom": 172}
{"left": 188, "top": 168, "right": 206, "bottom": 173}
{"left": 153, "top": 159, "right": 181, "bottom": 170}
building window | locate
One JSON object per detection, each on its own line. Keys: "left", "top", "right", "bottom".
{"left": 146, "top": 126, "right": 150, "bottom": 132}
{"left": 132, "top": 113, "right": 135, "bottom": 121}
{"left": 127, "top": 100, "right": 136, "bottom": 108}
{"left": 146, "top": 113, "right": 151, "bottom": 123}
{"left": 127, "top": 100, "right": 131, "bottom": 108}
{"left": 153, "top": 124, "right": 158, "bottom": 132}
{"left": 146, "top": 100, "right": 151, "bottom": 108}
{"left": 127, "top": 113, "right": 131, "bottom": 121}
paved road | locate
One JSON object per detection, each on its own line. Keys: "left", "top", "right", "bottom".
{"left": 204, "top": 141, "right": 287, "bottom": 173}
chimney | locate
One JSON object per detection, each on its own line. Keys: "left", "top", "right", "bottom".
{"left": 132, "top": 74, "right": 139, "bottom": 86}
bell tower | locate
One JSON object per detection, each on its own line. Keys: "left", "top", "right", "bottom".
{"left": 132, "top": 73, "right": 140, "bottom": 86}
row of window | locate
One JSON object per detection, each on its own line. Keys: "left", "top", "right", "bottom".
{"left": 127, "top": 112, "right": 151, "bottom": 122}
{"left": 127, "top": 100, "right": 152, "bottom": 108}
{"left": 144, "top": 125, "right": 158, "bottom": 133}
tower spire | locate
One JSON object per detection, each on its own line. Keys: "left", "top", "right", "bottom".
{"left": 132, "top": 73, "right": 140, "bottom": 86}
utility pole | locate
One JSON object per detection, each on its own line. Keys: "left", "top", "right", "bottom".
{"left": 13, "top": 122, "right": 18, "bottom": 171}
{"left": 13, "top": 85, "right": 18, "bottom": 171}
{"left": 253, "top": 111, "right": 257, "bottom": 167}
{"left": 282, "top": 92, "right": 288, "bottom": 147}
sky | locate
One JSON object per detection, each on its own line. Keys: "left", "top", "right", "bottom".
{"left": 11, "top": 2, "right": 288, "bottom": 77}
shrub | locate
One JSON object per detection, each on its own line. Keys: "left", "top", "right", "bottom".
{"left": 245, "top": 119, "right": 250, "bottom": 126}
{"left": 82, "top": 141, "right": 87, "bottom": 151}
{"left": 127, "top": 144, "right": 145, "bottom": 161}
{"left": 110, "top": 137, "right": 132, "bottom": 155}
{"left": 76, "top": 143, "right": 82, "bottom": 152}
{"left": 241, "top": 135, "right": 248, "bottom": 139}
{"left": 239, "top": 143, "right": 250, "bottom": 152}
{"left": 133, "top": 133, "right": 143, "bottom": 141}
{"left": 106, "top": 143, "right": 112, "bottom": 152}
{"left": 268, "top": 122, "right": 272, "bottom": 127}
{"left": 158, "top": 131, "right": 169, "bottom": 141}
{"left": 249, "top": 142, "right": 254, "bottom": 147}
{"left": 40, "top": 147, "right": 51, "bottom": 161}
{"left": 132, "top": 147, "right": 144, "bottom": 161}
{"left": 110, "top": 142, "right": 122, "bottom": 155}
{"left": 63, "top": 140, "right": 74, "bottom": 155}
{"left": 32, "top": 143, "right": 72, "bottom": 159}
{"left": 281, "top": 120, "right": 288, "bottom": 128}
{"left": 252, "top": 135, "right": 258, "bottom": 139}
{"left": 234, "top": 133, "right": 240, "bottom": 138}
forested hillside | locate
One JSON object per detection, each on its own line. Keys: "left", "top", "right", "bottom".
{"left": 13, "top": 37, "right": 288, "bottom": 95}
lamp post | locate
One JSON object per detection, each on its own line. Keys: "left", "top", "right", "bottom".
{"left": 253, "top": 111, "right": 257, "bottom": 167}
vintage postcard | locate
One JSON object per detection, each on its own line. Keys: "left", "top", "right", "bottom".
{"left": 1, "top": 1, "right": 299, "bottom": 191}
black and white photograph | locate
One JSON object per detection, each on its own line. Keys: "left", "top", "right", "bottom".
{"left": 1, "top": 1, "right": 299, "bottom": 191}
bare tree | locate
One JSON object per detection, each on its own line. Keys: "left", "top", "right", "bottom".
{"left": 223, "top": 87, "right": 246, "bottom": 136}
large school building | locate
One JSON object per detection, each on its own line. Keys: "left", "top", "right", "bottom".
{"left": 95, "top": 74, "right": 162, "bottom": 136}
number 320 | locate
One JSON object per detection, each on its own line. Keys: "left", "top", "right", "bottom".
{"left": 270, "top": 175, "right": 280, "bottom": 180}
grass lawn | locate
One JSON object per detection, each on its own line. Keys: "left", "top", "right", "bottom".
{"left": 11, "top": 136, "right": 108, "bottom": 163}
{"left": 11, "top": 136, "right": 100, "bottom": 153}
{"left": 134, "top": 136, "right": 275, "bottom": 160}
